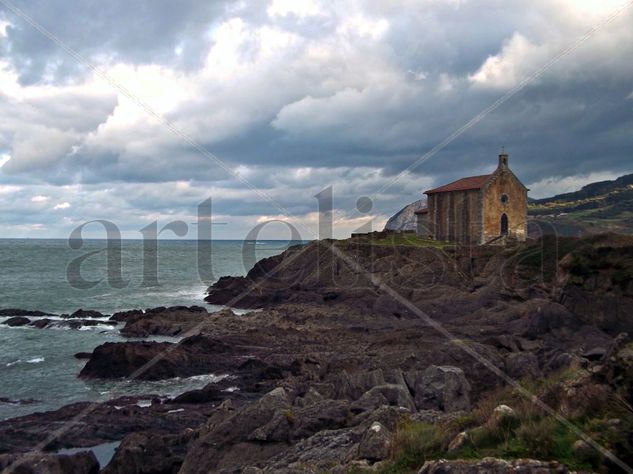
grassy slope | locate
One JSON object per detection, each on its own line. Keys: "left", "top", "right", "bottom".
{"left": 528, "top": 173, "right": 633, "bottom": 236}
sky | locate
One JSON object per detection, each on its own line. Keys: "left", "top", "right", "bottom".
{"left": 0, "top": 0, "right": 632, "bottom": 239}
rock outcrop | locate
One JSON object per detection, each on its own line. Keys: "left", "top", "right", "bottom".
{"left": 384, "top": 199, "right": 427, "bottom": 232}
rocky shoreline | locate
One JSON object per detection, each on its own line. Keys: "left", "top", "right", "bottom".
{"left": 1, "top": 234, "right": 633, "bottom": 473}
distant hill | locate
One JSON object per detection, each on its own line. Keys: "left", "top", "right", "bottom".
{"left": 384, "top": 172, "right": 633, "bottom": 236}
{"left": 531, "top": 173, "right": 633, "bottom": 206}
{"left": 383, "top": 199, "right": 426, "bottom": 232}
{"left": 529, "top": 172, "right": 633, "bottom": 236}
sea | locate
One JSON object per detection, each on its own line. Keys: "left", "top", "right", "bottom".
{"left": 0, "top": 238, "right": 297, "bottom": 420}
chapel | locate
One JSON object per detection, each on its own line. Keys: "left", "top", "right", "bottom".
{"left": 415, "top": 151, "right": 528, "bottom": 244}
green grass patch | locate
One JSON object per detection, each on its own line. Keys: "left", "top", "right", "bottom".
{"left": 352, "top": 367, "right": 633, "bottom": 474}
{"left": 338, "top": 233, "right": 452, "bottom": 249}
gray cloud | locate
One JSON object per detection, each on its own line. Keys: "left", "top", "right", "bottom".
{"left": 0, "top": 0, "right": 632, "bottom": 238}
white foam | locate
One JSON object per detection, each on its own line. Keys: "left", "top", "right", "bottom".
{"left": 6, "top": 357, "right": 44, "bottom": 366}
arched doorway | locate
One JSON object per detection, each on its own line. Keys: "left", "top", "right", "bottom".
{"left": 500, "top": 213, "right": 509, "bottom": 235}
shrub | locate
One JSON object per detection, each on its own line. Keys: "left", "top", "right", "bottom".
{"left": 387, "top": 420, "right": 446, "bottom": 472}
{"left": 515, "top": 418, "right": 560, "bottom": 458}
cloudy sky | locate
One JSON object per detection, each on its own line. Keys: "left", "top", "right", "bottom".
{"left": 0, "top": 0, "right": 632, "bottom": 239}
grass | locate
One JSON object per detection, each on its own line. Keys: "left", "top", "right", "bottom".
{"left": 375, "top": 420, "right": 446, "bottom": 473}
{"left": 347, "top": 233, "right": 452, "bottom": 249}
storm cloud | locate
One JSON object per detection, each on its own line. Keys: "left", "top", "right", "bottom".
{"left": 0, "top": 0, "right": 632, "bottom": 238}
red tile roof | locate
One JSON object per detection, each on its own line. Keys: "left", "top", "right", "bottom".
{"left": 424, "top": 174, "right": 492, "bottom": 194}
{"left": 414, "top": 208, "right": 429, "bottom": 215}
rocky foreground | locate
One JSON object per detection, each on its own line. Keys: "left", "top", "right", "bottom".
{"left": 1, "top": 234, "right": 633, "bottom": 473}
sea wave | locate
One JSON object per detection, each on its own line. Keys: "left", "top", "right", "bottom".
{"left": 85, "top": 373, "right": 228, "bottom": 401}
{"left": 6, "top": 357, "right": 45, "bottom": 367}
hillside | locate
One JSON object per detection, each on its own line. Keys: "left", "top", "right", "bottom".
{"left": 529, "top": 172, "right": 633, "bottom": 236}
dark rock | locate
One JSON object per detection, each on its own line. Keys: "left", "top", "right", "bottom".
{"left": 109, "top": 310, "right": 144, "bottom": 323}
{"left": 74, "top": 352, "right": 93, "bottom": 360}
{"left": 28, "top": 319, "right": 118, "bottom": 331}
{"left": 79, "top": 341, "right": 188, "bottom": 380}
{"left": 0, "top": 451, "right": 99, "bottom": 474}
{"left": 119, "top": 307, "right": 217, "bottom": 338}
{"left": 179, "top": 387, "right": 291, "bottom": 473}
{"left": 0, "top": 397, "right": 212, "bottom": 454}
{"left": 31, "top": 318, "right": 53, "bottom": 329}
{"left": 406, "top": 366, "right": 471, "bottom": 412}
{"left": 101, "top": 429, "right": 196, "bottom": 474}
{"left": 293, "top": 387, "right": 324, "bottom": 408}
{"left": 0, "top": 309, "right": 54, "bottom": 317}
{"left": 524, "top": 302, "right": 579, "bottom": 338}
{"left": 547, "top": 352, "right": 578, "bottom": 371}
{"left": 170, "top": 384, "right": 228, "bottom": 404}
{"left": 290, "top": 400, "right": 351, "bottom": 440}
{"left": 67, "top": 309, "right": 107, "bottom": 319}
{"left": 264, "top": 427, "right": 360, "bottom": 472}
{"left": 2, "top": 316, "right": 30, "bottom": 327}
{"left": 484, "top": 334, "right": 519, "bottom": 352}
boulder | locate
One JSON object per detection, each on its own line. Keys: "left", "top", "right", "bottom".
{"left": 406, "top": 366, "right": 471, "bottom": 412}
{"left": 352, "top": 384, "right": 415, "bottom": 413}
{"left": 487, "top": 405, "right": 518, "bottom": 430}
{"left": 357, "top": 422, "right": 391, "bottom": 461}
{"left": 67, "top": 309, "right": 107, "bottom": 319}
